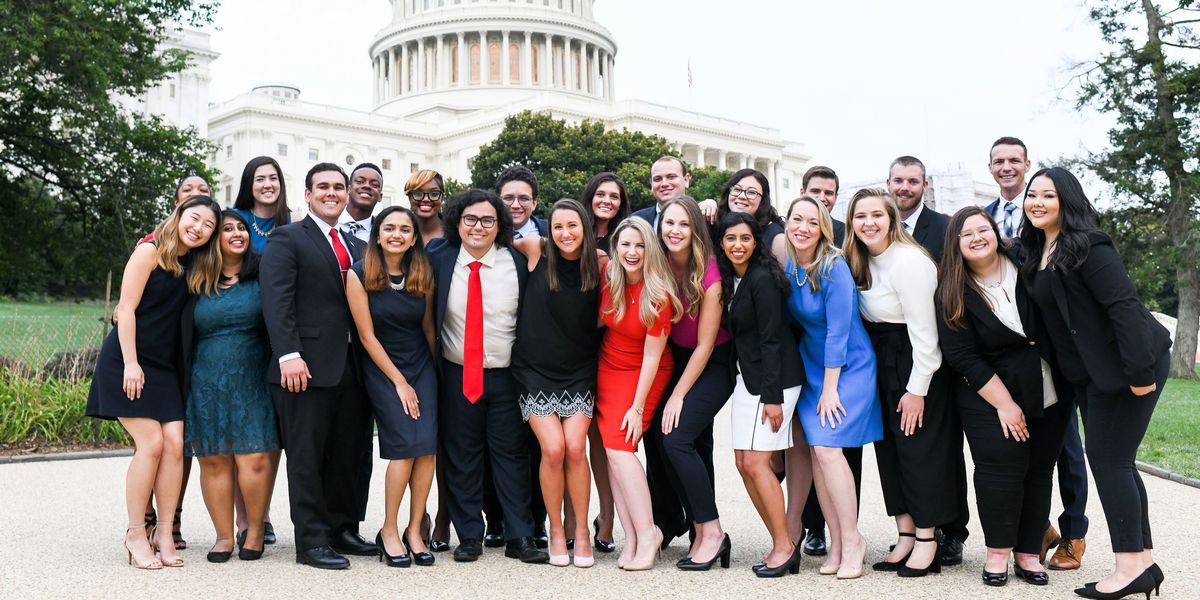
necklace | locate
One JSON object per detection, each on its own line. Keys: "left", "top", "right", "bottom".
{"left": 388, "top": 272, "right": 406, "bottom": 291}
{"left": 792, "top": 264, "right": 809, "bottom": 289}
{"left": 250, "top": 214, "right": 272, "bottom": 238}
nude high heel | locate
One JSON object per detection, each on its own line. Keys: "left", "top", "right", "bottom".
{"left": 125, "top": 525, "right": 163, "bottom": 570}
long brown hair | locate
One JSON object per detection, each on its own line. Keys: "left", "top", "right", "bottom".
{"left": 361, "top": 206, "right": 434, "bottom": 296}
{"left": 545, "top": 199, "right": 600, "bottom": 292}
{"left": 783, "top": 196, "right": 840, "bottom": 293}
{"left": 938, "top": 206, "right": 1009, "bottom": 331}
{"left": 842, "top": 188, "right": 927, "bottom": 290}
{"left": 152, "top": 195, "right": 222, "bottom": 295}
{"left": 657, "top": 197, "right": 713, "bottom": 319}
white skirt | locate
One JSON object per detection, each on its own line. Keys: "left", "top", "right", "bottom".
{"left": 730, "top": 373, "right": 802, "bottom": 451}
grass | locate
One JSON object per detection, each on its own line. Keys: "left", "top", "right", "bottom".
{"left": 0, "top": 371, "right": 128, "bottom": 447}
{"left": 0, "top": 300, "right": 108, "bottom": 369}
{"left": 1140, "top": 371, "right": 1200, "bottom": 480}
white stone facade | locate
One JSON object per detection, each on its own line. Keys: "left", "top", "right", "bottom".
{"left": 119, "top": 27, "right": 218, "bottom": 140}
{"left": 835, "top": 168, "right": 1001, "bottom": 221}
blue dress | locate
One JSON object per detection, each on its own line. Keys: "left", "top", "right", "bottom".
{"left": 786, "top": 256, "right": 883, "bottom": 447}
{"left": 232, "top": 208, "right": 288, "bottom": 254}
{"left": 353, "top": 263, "right": 438, "bottom": 459}
{"left": 184, "top": 281, "right": 279, "bottom": 457}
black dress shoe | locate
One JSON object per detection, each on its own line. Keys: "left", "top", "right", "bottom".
{"left": 505, "top": 536, "right": 549, "bottom": 564}
{"left": 658, "top": 521, "right": 689, "bottom": 550}
{"left": 803, "top": 530, "right": 828, "bottom": 556}
{"left": 296, "top": 546, "right": 350, "bottom": 570}
{"left": 532, "top": 526, "right": 549, "bottom": 549}
{"left": 982, "top": 569, "right": 1009, "bottom": 586}
{"left": 429, "top": 539, "right": 450, "bottom": 553}
{"left": 939, "top": 534, "right": 963, "bottom": 566}
{"left": 331, "top": 530, "right": 379, "bottom": 556}
{"left": 1013, "top": 562, "right": 1049, "bottom": 585}
{"left": 483, "top": 528, "right": 506, "bottom": 548}
{"left": 453, "top": 540, "right": 483, "bottom": 562}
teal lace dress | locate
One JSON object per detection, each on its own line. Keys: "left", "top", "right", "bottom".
{"left": 184, "top": 280, "right": 280, "bottom": 457}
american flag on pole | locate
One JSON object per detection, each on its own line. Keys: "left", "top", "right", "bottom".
{"left": 687, "top": 58, "right": 693, "bottom": 88}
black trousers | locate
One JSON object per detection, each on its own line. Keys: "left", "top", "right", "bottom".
{"left": 940, "top": 402, "right": 972, "bottom": 545}
{"left": 958, "top": 385, "right": 1071, "bottom": 553}
{"left": 802, "top": 446, "right": 864, "bottom": 533}
{"left": 646, "top": 395, "right": 690, "bottom": 534}
{"left": 1080, "top": 352, "right": 1168, "bottom": 553}
{"left": 661, "top": 344, "right": 732, "bottom": 524}
{"left": 480, "top": 430, "right": 547, "bottom": 535}
{"left": 440, "top": 362, "right": 534, "bottom": 541}
{"left": 271, "top": 358, "right": 368, "bottom": 552}
{"left": 352, "top": 404, "right": 374, "bottom": 528}
{"left": 1055, "top": 405, "right": 1090, "bottom": 539}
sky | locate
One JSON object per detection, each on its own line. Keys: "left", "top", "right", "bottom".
{"left": 205, "top": 0, "right": 1115, "bottom": 187}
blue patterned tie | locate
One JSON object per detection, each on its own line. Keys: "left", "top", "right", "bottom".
{"left": 1003, "top": 202, "right": 1017, "bottom": 238}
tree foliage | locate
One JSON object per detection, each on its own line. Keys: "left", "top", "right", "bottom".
{"left": 470, "top": 111, "right": 710, "bottom": 215}
{"left": 0, "top": 0, "right": 219, "bottom": 296}
{"left": 1073, "top": 0, "right": 1200, "bottom": 378}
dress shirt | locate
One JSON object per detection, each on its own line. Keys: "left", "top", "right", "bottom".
{"left": 441, "top": 244, "right": 520, "bottom": 368}
{"left": 992, "top": 193, "right": 1025, "bottom": 238}
{"left": 858, "top": 242, "right": 942, "bottom": 396}
{"left": 513, "top": 218, "right": 540, "bottom": 240}
{"left": 278, "top": 216, "right": 351, "bottom": 365}
{"left": 338, "top": 210, "right": 373, "bottom": 243}
{"left": 901, "top": 202, "right": 925, "bottom": 233}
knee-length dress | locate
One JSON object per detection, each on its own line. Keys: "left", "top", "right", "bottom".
{"left": 86, "top": 262, "right": 189, "bottom": 422}
{"left": 512, "top": 257, "right": 601, "bottom": 420}
{"left": 184, "top": 280, "right": 279, "bottom": 457}
{"left": 595, "top": 279, "right": 674, "bottom": 452}
{"left": 786, "top": 256, "right": 883, "bottom": 448}
{"left": 354, "top": 264, "right": 438, "bottom": 459}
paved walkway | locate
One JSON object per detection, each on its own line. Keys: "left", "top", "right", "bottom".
{"left": 3, "top": 407, "right": 1197, "bottom": 599}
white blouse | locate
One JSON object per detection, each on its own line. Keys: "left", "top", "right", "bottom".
{"left": 859, "top": 243, "right": 942, "bottom": 396}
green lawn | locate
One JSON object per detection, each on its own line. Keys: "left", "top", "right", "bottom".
{"left": 1140, "top": 372, "right": 1200, "bottom": 480}
{"left": 0, "top": 301, "right": 108, "bottom": 369}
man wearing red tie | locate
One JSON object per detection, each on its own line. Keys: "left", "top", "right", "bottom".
{"left": 260, "top": 163, "right": 375, "bottom": 569}
{"left": 430, "top": 189, "right": 548, "bottom": 564}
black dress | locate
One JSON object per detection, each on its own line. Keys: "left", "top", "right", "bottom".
{"left": 87, "top": 261, "right": 189, "bottom": 422}
{"left": 354, "top": 263, "right": 438, "bottom": 459}
{"left": 512, "top": 257, "right": 601, "bottom": 420}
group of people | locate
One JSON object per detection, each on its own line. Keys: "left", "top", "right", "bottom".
{"left": 85, "top": 136, "right": 1170, "bottom": 599}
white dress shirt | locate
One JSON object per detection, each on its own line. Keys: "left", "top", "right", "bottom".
{"left": 858, "top": 242, "right": 942, "bottom": 396}
{"left": 440, "top": 244, "right": 520, "bottom": 368}
{"left": 901, "top": 202, "right": 924, "bottom": 233}
{"left": 338, "top": 211, "right": 373, "bottom": 243}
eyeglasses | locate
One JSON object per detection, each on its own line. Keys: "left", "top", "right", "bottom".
{"left": 410, "top": 189, "right": 443, "bottom": 201}
{"left": 501, "top": 194, "right": 534, "bottom": 206}
{"left": 729, "top": 186, "right": 762, "bottom": 201}
{"left": 461, "top": 214, "right": 497, "bottom": 229}
{"left": 958, "top": 227, "right": 994, "bottom": 240}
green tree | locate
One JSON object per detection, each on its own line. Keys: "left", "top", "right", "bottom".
{"left": 0, "top": 0, "right": 218, "bottom": 296}
{"left": 1073, "top": 0, "right": 1200, "bottom": 379}
{"left": 469, "top": 111, "right": 682, "bottom": 214}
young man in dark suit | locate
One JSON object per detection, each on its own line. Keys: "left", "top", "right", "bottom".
{"left": 633, "top": 155, "right": 692, "bottom": 229}
{"left": 497, "top": 165, "right": 548, "bottom": 240}
{"left": 429, "top": 189, "right": 548, "bottom": 564}
{"left": 984, "top": 137, "right": 1031, "bottom": 240}
{"left": 259, "top": 163, "right": 376, "bottom": 569}
{"left": 802, "top": 165, "right": 847, "bottom": 247}
{"left": 887, "top": 156, "right": 950, "bottom": 261}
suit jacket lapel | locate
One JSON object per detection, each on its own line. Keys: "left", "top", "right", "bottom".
{"left": 912, "top": 211, "right": 929, "bottom": 246}
{"left": 302, "top": 215, "right": 344, "bottom": 285}
{"left": 1047, "top": 268, "right": 1072, "bottom": 329}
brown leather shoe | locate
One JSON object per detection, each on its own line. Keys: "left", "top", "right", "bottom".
{"left": 1047, "top": 538, "right": 1085, "bottom": 570}
{"left": 1039, "top": 525, "right": 1061, "bottom": 563}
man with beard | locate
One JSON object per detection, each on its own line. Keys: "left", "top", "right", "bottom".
{"left": 887, "top": 156, "right": 949, "bottom": 261}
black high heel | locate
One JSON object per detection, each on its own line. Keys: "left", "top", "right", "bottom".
{"left": 1074, "top": 568, "right": 1157, "bottom": 599}
{"left": 897, "top": 536, "right": 942, "bottom": 577}
{"left": 1149, "top": 563, "right": 1164, "bottom": 595}
{"left": 376, "top": 531, "right": 412, "bottom": 568}
{"left": 403, "top": 532, "right": 436, "bottom": 567}
{"left": 678, "top": 534, "right": 732, "bottom": 571}
{"left": 592, "top": 517, "right": 616, "bottom": 553}
{"left": 1013, "top": 561, "right": 1049, "bottom": 585}
{"left": 755, "top": 543, "right": 802, "bottom": 578}
{"left": 873, "top": 532, "right": 916, "bottom": 572}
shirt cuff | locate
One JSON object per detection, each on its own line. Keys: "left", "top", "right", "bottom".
{"left": 279, "top": 352, "right": 302, "bottom": 364}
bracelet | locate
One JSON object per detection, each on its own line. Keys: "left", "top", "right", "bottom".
{"left": 634, "top": 407, "right": 644, "bottom": 415}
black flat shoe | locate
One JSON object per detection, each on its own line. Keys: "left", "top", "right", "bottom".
{"left": 592, "top": 517, "right": 615, "bottom": 553}
{"left": 296, "top": 545, "right": 350, "bottom": 570}
{"left": 331, "top": 529, "right": 379, "bottom": 556}
{"left": 982, "top": 569, "right": 1009, "bottom": 587}
{"left": 1013, "top": 562, "right": 1049, "bottom": 585}
{"left": 1074, "top": 569, "right": 1157, "bottom": 599}
{"left": 803, "top": 530, "right": 828, "bottom": 556}
{"left": 896, "top": 536, "right": 942, "bottom": 578}
{"left": 376, "top": 531, "right": 411, "bottom": 568}
{"left": 238, "top": 545, "right": 264, "bottom": 561}
{"left": 453, "top": 539, "right": 482, "bottom": 562}
{"left": 207, "top": 543, "right": 233, "bottom": 564}
{"left": 755, "top": 543, "right": 802, "bottom": 578}
{"left": 678, "top": 534, "right": 732, "bottom": 571}
{"left": 430, "top": 539, "right": 450, "bottom": 553}
{"left": 263, "top": 521, "right": 276, "bottom": 545}
{"left": 403, "top": 534, "right": 435, "bottom": 566}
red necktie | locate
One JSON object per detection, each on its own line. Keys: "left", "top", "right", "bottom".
{"left": 463, "top": 261, "right": 484, "bottom": 403}
{"left": 329, "top": 229, "right": 351, "bottom": 284}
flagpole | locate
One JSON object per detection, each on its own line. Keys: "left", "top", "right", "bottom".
{"left": 687, "top": 56, "right": 693, "bottom": 112}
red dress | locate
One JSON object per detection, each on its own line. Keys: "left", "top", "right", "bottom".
{"left": 596, "top": 279, "right": 674, "bottom": 451}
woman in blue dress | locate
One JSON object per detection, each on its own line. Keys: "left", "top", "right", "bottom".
{"left": 346, "top": 206, "right": 439, "bottom": 567}
{"left": 183, "top": 210, "right": 279, "bottom": 563}
{"left": 232, "top": 156, "right": 292, "bottom": 253}
{"left": 783, "top": 196, "right": 882, "bottom": 580}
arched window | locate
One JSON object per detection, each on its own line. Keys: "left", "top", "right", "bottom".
{"left": 488, "top": 42, "right": 501, "bottom": 83}
{"left": 531, "top": 43, "right": 540, "bottom": 84}
{"left": 509, "top": 42, "right": 520, "bottom": 83}
{"left": 451, "top": 45, "right": 459, "bottom": 84}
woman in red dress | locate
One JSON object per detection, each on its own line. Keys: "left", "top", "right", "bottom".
{"left": 596, "top": 217, "right": 681, "bottom": 571}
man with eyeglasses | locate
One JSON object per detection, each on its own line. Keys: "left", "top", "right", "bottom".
{"left": 428, "top": 189, "right": 548, "bottom": 564}
{"left": 634, "top": 155, "right": 692, "bottom": 229}
{"left": 496, "top": 165, "right": 548, "bottom": 240}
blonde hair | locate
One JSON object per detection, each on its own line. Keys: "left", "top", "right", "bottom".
{"left": 604, "top": 218, "right": 682, "bottom": 328}
{"left": 783, "top": 196, "right": 840, "bottom": 293}
{"left": 404, "top": 169, "right": 444, "bottom": 195}
{"left": 152, "top": 196, "right": 222, "bottom": 295}
{"left": 842, "top": 188, "right": 929, "bottom": 290}
{"left": 657, "top": 197, "right": 713, "bottom": 319}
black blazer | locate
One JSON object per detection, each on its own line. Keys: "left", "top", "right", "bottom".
{"left": 937, "top": 248, "right": 1058, "bottom": 417}
{"left": 832, "top": 219, "right": 846, "bottom": 248}
{"left": 911, "top": 206, "right": 950, "bottom": 261}
{"left": 259, "top": 215, "right": 364, "bottom": 387}
{"left": 726, "top": 263, "right": 804, "bottom": 404}
{"left": 1041, "top": 232, "right": 1170, "bottom": 394}
{"left": 631, "top": 205, "right": 657, "bottom": 226}
{"left": 429, "top": 242, "right": 529, "bottom": 369}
